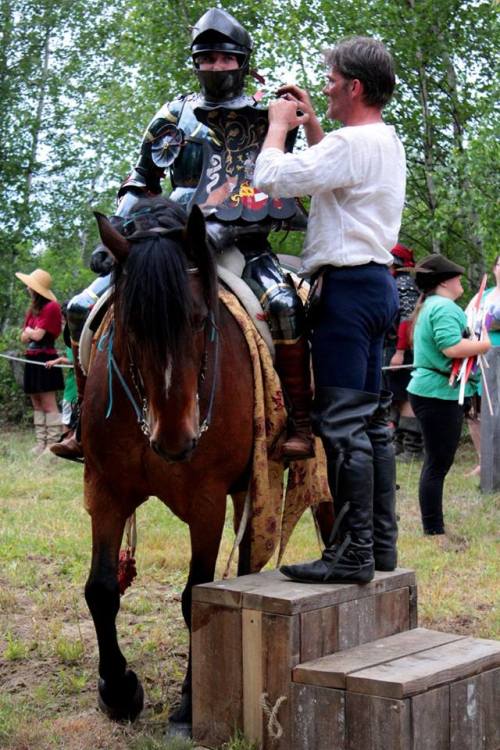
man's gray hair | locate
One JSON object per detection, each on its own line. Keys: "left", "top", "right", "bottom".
{"left": 324, "top": 36, "right": 395, "bottom": 108}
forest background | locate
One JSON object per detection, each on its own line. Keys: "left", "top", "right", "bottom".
{"left": 0, "top": 0, "right": 498, "bottom": 420}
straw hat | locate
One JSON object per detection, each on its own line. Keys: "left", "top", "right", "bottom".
{"left": 15, "top": 268, "right": 57, "bottom": 302}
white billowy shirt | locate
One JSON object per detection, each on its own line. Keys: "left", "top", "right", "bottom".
{"left": 254, "top": 122, "right": 406, "bottom": 277}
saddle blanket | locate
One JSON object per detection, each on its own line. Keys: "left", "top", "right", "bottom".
{"left": 219, "top": 288, "right": 331, "bottom": 571}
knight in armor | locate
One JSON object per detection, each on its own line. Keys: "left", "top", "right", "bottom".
{"left": 53, "top": 8, "right": 314, "bottom": 462}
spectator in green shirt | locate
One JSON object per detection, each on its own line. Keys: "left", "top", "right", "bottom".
{"left": 408, "top": 255, "right": 491, "bottom": 535}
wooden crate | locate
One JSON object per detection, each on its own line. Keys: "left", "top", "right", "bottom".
{"left": 292, "top": 628, "right": 500, "bottom": 749}
{"left": 192, "top": 567, "right": 417, "bottom": 749}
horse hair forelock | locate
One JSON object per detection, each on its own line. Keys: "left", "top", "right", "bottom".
{"left": 113, "top": 198, "right": 198, "bottom": 371}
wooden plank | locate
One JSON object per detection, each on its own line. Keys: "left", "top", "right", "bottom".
{"left": 409, "top": 584, "right": 418, "bottom": 629}
{"left": 411, "top": 685, "right": 450, "bottom": 749}
{"left": 450, "top": 667, "right": 500, "bottom": 750}
{"left": 293, "top": 629, "right": 463, "bottom": 689}
{"left": 242, "top": 569, "right": 417, "bottom": 615}
{"left": 290, "top": 683, "right": 345, "bottom": 750}
{"left": 346, "top": 692, "right": 411, "bottom": 750}
{"left": 194, "top": 568, "right": 416, "bottom": 615}
{"left": 337, "top": 591, "right": 377, "bottom": 650}
{"left": 242, "top": 609, "right": 263, "bottom": 746}
{"left": 261, "top": 612, "right": 300, "bottom": 750}
{"left": 337, "top": 588, "right": 410, "bottom": 651}
{"left": 192, "top": 602, "right": 243, "bottom": 748}
{"left": 374, "top": 588, "right": 410, "bottom": 639}
{"left": 192, "top": 570, "right": 276, "bottom": 608}
{"left": 348, "top": 637, "right": 500, "bottom": 699}
{"left": 300, "top": 604, "right": 339, "bottom": 662}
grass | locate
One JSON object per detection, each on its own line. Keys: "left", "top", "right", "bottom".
{"left": 0, "top": 425, "right": 498, "bottom": 749}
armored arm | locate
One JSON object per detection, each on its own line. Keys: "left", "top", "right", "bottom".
{"left": 117, "top": 97, "right": 186, "bottom": 208}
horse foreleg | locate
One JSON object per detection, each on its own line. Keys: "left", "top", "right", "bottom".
{"left": 85, "top": 509, "right": 144, "bottom": 722}
{"left": 169, "top": 500, "right": 226, "bottom": 730}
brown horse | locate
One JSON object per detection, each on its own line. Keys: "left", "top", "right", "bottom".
{"left": 82, "top": 198, "right": 255, "bottom": 730}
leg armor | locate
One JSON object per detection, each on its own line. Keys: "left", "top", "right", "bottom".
{"left": 241, "top": 249, "right": 313, "bottom": 459}
{"left": 67, "top": 273, "right": 112, "bottom": 343}
{"left": 241, "top": 251, "right": 305, "bottom": 343}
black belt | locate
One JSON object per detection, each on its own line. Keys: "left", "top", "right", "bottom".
{"left": 416, "top": 365, "right": 452, "bottom": 378}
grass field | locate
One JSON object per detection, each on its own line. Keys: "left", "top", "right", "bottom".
{"left": 0, "top": 426, "right": 498, "bottom": 749}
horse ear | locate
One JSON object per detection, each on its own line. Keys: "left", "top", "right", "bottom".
{"left": 94, "top": 211, "right": 130, "bottom": 263}
{"left": 185, "top": 204, "right": 207, "bottom": 255}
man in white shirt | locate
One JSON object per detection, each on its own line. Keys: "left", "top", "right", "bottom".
{"left": 254, "top": 36, "right": 406, "bottom": 584}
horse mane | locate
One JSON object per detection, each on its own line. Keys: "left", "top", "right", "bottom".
{"left": 113, "top": 196, "right": 217, "bottom": 371}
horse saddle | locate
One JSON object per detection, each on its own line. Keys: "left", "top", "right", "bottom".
{"left": 78, "top": 253, "right": 289, "bottom": 373}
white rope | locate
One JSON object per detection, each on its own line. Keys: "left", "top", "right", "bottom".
{"left": 124, "top": 513, "right": 137, "bottom": 554}
{"left": 260, "top": 692, "right": 287, "bottom": 741}
{"left": 222, "top": 490, "right": 251, "bottom": 579}
{"left": 0, "top": 352, "right": 72, "bottom": 368}
{"left": 381, "top": 363, "right": 414, "bottom": 371}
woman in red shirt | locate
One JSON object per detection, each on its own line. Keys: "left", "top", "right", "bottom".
{"left": 16, "top": 268, "right": 64, "bottom": 454}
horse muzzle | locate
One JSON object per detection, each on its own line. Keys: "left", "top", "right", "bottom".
{"left": 150, "top": 435, "right": 198, "bottom": 463}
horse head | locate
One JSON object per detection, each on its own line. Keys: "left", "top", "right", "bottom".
{"left": 95, "top": 197, "right": 218, "bottom": 462}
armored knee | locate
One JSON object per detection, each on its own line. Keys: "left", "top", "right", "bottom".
{"left": 67, "top": 275, "right": 112, "bottom": 342}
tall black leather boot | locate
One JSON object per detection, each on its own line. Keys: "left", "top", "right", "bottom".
{"left": 280, "top": 387, "right": 379, "bottom": 584}
{"left": 367, "top": 390, "right": 398, "bottom": 571}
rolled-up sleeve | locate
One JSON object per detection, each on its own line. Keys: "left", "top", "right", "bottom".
{"left": 254, "top": 133, "right": 356, "bottom": 198}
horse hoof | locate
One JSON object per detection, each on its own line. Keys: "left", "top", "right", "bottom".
{"left": 168, "top": 690, "right": 191, "bottom": 724}
{"left": 164, "top": 720, "right": 192, "bottom": 740}
{"left": 97, "top": 670, "right": 144, "bottom": 722}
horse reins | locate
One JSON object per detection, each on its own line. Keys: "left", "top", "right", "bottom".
{"left": 97, "top": 268, "right": 219, "bottom": 443}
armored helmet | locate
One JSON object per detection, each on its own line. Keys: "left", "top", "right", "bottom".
{"left": 191, "top": 8, "right": 253, "bottom": 102}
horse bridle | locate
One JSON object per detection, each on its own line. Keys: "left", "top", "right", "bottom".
{"left": 98, "top": 266, "right": 219, "bottom": 444}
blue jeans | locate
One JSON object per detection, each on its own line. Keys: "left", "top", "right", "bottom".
{"left": 311, "top": 264, "right": 399, "bottom": 393}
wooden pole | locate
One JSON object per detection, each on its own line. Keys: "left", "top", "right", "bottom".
{"left": 480, "top": 347, "right": 500, "bottom": 492}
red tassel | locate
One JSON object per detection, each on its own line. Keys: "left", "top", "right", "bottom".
{"left": 117, "top": 549, "right": 137, "bottom": 594}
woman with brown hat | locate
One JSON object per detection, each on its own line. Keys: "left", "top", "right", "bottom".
{"left": 407, "top": 254, "right": 491, "bottom": 535}
{"left": 16, "top": 268, "right": 64, "bottom": 454}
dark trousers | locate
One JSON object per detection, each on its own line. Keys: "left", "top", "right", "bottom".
{"left": 409, "top": 393, "right": 465, "bottom": 534}
{"left": 311, "top": 264, "right": 399, "bottom": 392}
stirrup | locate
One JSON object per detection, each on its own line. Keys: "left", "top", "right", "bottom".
{"left": 281, "top": 433, "right": 315, "bottom": 460}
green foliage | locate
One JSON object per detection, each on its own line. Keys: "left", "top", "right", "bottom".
{"left": 221, "top": 730, "right": 259, "bottom": 750}
{"left": 0, "top": 0, "right": 498, "bottom": 417}
{"left": 54, "top": 636, "right": 85, "bottom": 664}
{"left": 3, "top": 631, "right": 28, "bottom": 660}
{"left": 0, "top": 425, "right": 498, "bottom": 747}
{"left": 0, "top": 326, "right": 30, "bottom": 424}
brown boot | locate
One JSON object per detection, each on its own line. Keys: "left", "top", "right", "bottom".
{"left": 50, "top": 433, "right": 84, "bottom": 461}
{"left": 45, "top": 411, "right": 63, "bottom": 447}
{"left": 31, "top": 410, "right": 47, "bottom": 455}
{"left": 275, "top": 337, "right": 315, "bottom": 460}
{"left": 50, "top": 340, "right": 85, "bottom": 462}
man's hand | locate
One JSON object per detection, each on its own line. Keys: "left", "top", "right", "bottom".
{"left": 276, "top": 84, "right": 325, "bottom": 145}
{"left": 277, "top": 84, "right": 315, "bottom": 120}
{"left": 268, "top": 97, "right": 309, "bottom": 131}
